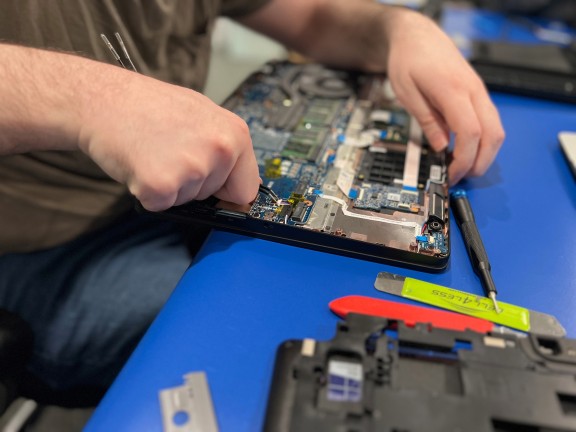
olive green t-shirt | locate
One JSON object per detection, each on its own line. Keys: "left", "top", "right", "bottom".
{"left": 0, "top": 0, "right": 270, "bottom": 255}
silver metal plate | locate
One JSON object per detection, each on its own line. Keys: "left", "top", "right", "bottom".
{"left": 159, "top": 372, "right": 219, "bottom": 432}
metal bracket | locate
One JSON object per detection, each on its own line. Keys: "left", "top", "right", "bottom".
{"left": 159, "top": 372, "right": 218, "bottom": 432}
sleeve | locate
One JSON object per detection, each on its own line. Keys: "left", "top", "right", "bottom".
{"left": 220, "top": 0, "right": 272, "bottom": 18}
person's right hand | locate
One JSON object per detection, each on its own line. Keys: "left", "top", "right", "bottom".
{"left": 384, "top": 10, "right": 505, "bottom": 184}
{"left": 77, "top": 69, "right": 260, "bottom": 211}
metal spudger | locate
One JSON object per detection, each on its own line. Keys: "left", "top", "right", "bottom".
{"left": 100, "top": 34, "right": 125, "bottom": 69}
{"left": 114, "top": 32, "right": 137, "bottom": 72}
{"left": 101, "top": 33, "right": 137, "bottom": 72}
{"left": 450, "top": 189, "right": 501, "bottom": 314}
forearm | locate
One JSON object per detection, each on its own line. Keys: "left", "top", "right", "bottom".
{"left": 238, "top": 0, "right": 411, "bottom": 72}
{"left": 0, "top": 43, "right": 261, "bottom": 208}
{"left": 0, "top": 44, "right": 121, "bottom": 155}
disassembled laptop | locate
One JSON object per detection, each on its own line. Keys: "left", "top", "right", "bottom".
{"left": 156, "top": 61, "right": 450, "bottom": 269}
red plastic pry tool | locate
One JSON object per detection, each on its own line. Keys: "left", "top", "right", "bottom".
{"left": 330, "top": 295, "right": 495, "bottom": 334}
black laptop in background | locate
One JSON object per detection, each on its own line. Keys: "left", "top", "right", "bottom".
{"left": 469, "top": 40, "right": 576, "bottom": 103}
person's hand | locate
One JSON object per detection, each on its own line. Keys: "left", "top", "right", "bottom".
{"left": 385, "top": 10, "right": 505, "bottom": 184}
{"left": 77, "top": 71, "right": 260, "bottom": 211}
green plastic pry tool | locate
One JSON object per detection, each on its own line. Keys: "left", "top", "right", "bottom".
{"left": 374, "top": 272, "right": 565, "bottom": 337}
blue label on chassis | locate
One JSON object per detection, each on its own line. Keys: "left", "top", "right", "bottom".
{"left": 327, "top": 359, "right": 363, "bottom": 402}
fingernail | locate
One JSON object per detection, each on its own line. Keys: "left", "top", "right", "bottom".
{"left": 436, "top": 137, "right": 449, "bottom": 150}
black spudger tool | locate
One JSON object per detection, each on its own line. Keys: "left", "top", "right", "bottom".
{"left": 450, "top": 189, "right": 501, "bottom": 313}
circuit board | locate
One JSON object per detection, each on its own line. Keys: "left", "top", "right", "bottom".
{"left": 157, "top": 61, "right": 450, "bottom": 269}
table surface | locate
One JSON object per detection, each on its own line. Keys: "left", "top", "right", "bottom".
{"left": 85, "top": 8, "right": 576, "bottom": 432}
